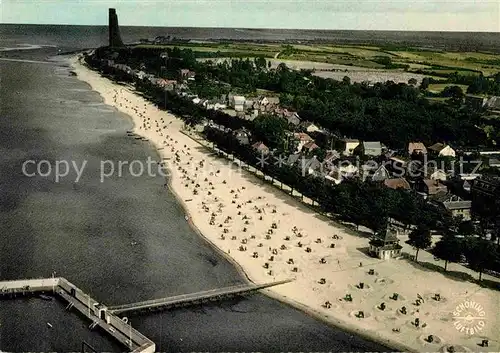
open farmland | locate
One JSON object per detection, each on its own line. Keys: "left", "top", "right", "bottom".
{"left": 313, "top": 70, "right": 430, "bottom": 84}
{"left": 387, "top": 50, "right": 499, "bottom": 75}
{"left": 199, "top": 57, "right": 374, "bottom": 71}
{"left": 428, "top": 83, "right": 469, "bottom": 93}
{"left": 140, "top": 41, "right": 500, "bottom": 80}
{"left": 198, "top": 57, "right": 442, "bottom": 84}
{"left": 283, "top": 44, "right": 393, "bottom": 58}
{"left": 266, "top": 58, "right": 373, "bottom": 71}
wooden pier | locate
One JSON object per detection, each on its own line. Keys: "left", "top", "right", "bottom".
{"left": 0, "top": 278, "right": 155, "bottom": 353}
{"left": 108, "top": 279, "right": 292, "bottom": 315}
{"left": 0, "top": 278, "right": 57, "bottom": 297}
{"left": 0, "top": 277, "right": 292, "bottom": 352}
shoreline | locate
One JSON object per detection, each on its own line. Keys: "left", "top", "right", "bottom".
{"left": 171, "top": 136, "right": 403, "bottom": 352}
{"left": 70, "top": 56, "right": 499, "bottom": 353}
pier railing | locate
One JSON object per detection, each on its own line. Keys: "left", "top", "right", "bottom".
{"left": 108, "top": 279, "right": 293, "bottom": 314}
{"left": 0, "top": 277, "right": 155, "bottom": 353}
{"left": 0, "top": 277, "right": 58, "bottom": 296}
{"left": 0, "top": 277, "right": 292, "bottom": 353}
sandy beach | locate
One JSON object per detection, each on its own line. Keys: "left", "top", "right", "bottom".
{"left": 72, "top": 56, "right": 499, "bottom": 352}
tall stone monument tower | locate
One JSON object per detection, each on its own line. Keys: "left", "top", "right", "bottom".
{"left": 108, "top": 8, "right": 124, "bottom": 47}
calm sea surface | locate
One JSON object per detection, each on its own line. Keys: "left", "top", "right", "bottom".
{"left": 2, "top": 24, "right": 500, "bottom": 52}
{"left": 0, "top": 24, "right": 469, "bottom": 352}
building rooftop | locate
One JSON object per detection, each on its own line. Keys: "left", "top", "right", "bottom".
{"left": 363, "top": 141, "right": 382, "bottom": 149}
{"left": 370, "top": 226, "right": 401, "bottom": 249}
{"left": 384, "top": 178, "right": 410, "bottom": 190}
{"left": 303, "top": 141, "right": 319, "bottom": 150}
{"left": 294, "top": 132, "right": 313, "bottom": 142}
{"left": 372, "top": 165, "right": 391, "bottom": 182}
{"left": 443, "top": 200, "right": 472, "bottom": 210}
{"left": 389, "top": 156, "right": 408, "bottom": 165}
{"left": 252, "top": 142, "right": 268, "bottom": 151}
{"left": 428, "top": 142, "right": 445, "bottom": 152}
{"left": 287, "top": 153, "right": 301, "bottom": 165}
{"left": 409, "top": 142, "right": 427, "bottom": 154}
{"left": 485, "top": 96, "right": 500, "bottom": 110}
{"left": 299, "top": 121, "right": 318, "bottom": 128}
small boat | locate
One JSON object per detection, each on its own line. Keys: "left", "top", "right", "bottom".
{"left": 47, "top": 322, "right": 53, "bottom": 328}
{"left": 39, "top": 294, "right": 53, "bottom": 301}
{"left": 131, "top": 241, "right": 138, "bottom": 246}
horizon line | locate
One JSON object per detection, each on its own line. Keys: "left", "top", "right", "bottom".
{"left": 1, "top": 22, "right": 499, "bottom": 34}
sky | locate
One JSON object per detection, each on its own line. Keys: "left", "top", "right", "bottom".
{"left": 1, "top": 0, "right": 499, "bottom": 32}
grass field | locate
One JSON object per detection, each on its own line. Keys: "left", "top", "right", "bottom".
{"left": 294, "top": 45, "right": 393, "bottom": 58}
{"left": 387, "top": 50, "right": 499, "bottom": 75}
{"left": 134, "top": 41, "right": 500, "bottom": 77}
{"left": 314, "top": 70, "right": 429, "bottom": 84}
{"left": 135, "top": 43, "right": 278, "bottom": 57}
{"left": 428, "top": 83, "right": 469, "bottom": 93}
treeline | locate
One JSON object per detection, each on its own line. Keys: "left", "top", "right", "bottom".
{"left": 434, "top": 71, "right": 500, "bottom": 96}
{"left": 195, "top": 57, "right": 488, "bottom": 148}
{"left": 408, "top": 226, "right": 500, "bottom": 281}
{"left": 204, "top": 125, "right": 451, "bottom": 233}
{"left": 91, "top": 47, "right": 490, "bottom": 149}
{"left": 95, "top": 62, "right": 452, "bottom": 234}
{"left": 85, "top": 52, "right": 500, "bottom": 280}
{"left": 190, "top": 59, "right": 489, "bottom": 149}
{"left": 91, "top": 46, "right": 198, "bottom": 80}
{"left": 467, "top": 73, "right": 500, "bottom": 95}
{"left": 135, "top": 73, "right": 500, "bottom": 278}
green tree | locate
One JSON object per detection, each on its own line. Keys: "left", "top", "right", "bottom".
{"left": 254, "top": 57, "right": 267, "bottom": 70}
{"left": 463, "top": 238, "right": 496, "bottom": 281}
{"left": 432, "top": 234, "right": 463, "bottom": 271}
{"left": 408, "top": 78, "right": 418, "bottom": 86}
{"left": 442, "top": 85, "right": 464, "bottom": 99}
{"left": 458, "top": 221, "right": 475, "bottom": 236}
{"left": 421, "top": 77, "right": 430, "bottom": 90}
{"left": 252, "top": 115, "right": 288, "bottom": 149}
{"left": 407, "top": 226, "right": 432, "bottom": 262}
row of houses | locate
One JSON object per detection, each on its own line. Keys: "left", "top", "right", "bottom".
{"left": 185, "top": 93, "right": 284, "bottom": 116}
{"left": 103, "top": 59, "right": 492, "bottom": 225}
{"left": 107, "top": 60, "right": 197, "bottom": 91}
{"left": 227, "top": 95, "right": 280, "bottom": 111}
{"left": 339, "top": 140, "right": 456, "bottom": 158}
{"left": 107, "top": 59, "right": 303, "bottom": 130}
{"left": 408, "top": 142, "right": 456, "bottom": 157}
{"left": 224, "top": 125, "right": 478, "bottom": 221}
{"left": 224, "top": 94, "right": 283, "bottom": 118}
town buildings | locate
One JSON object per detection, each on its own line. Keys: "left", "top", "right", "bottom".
{"left": 357, "top": 141, "right": 383, "bottom": 156}
{"left": 101, "top": 54, "right": 500, "bottom": 231}
{"left": 431, "top": 194, "right": 472, "bottom": 221}
{"left": 230, "top": 95, "right": 246, "bottom": 112}
{"left": 408, "top": 142, "right": 427, "bottom": 156}
{"left": 341, "top": 139, "right": 360, "bottom": 156}
{"left": 427, "top": 143, "right": 456, "bottom": 157}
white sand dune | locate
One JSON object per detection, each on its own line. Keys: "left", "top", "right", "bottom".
{"left": 72, "top": 56, "right": 500, "bottom": 352}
